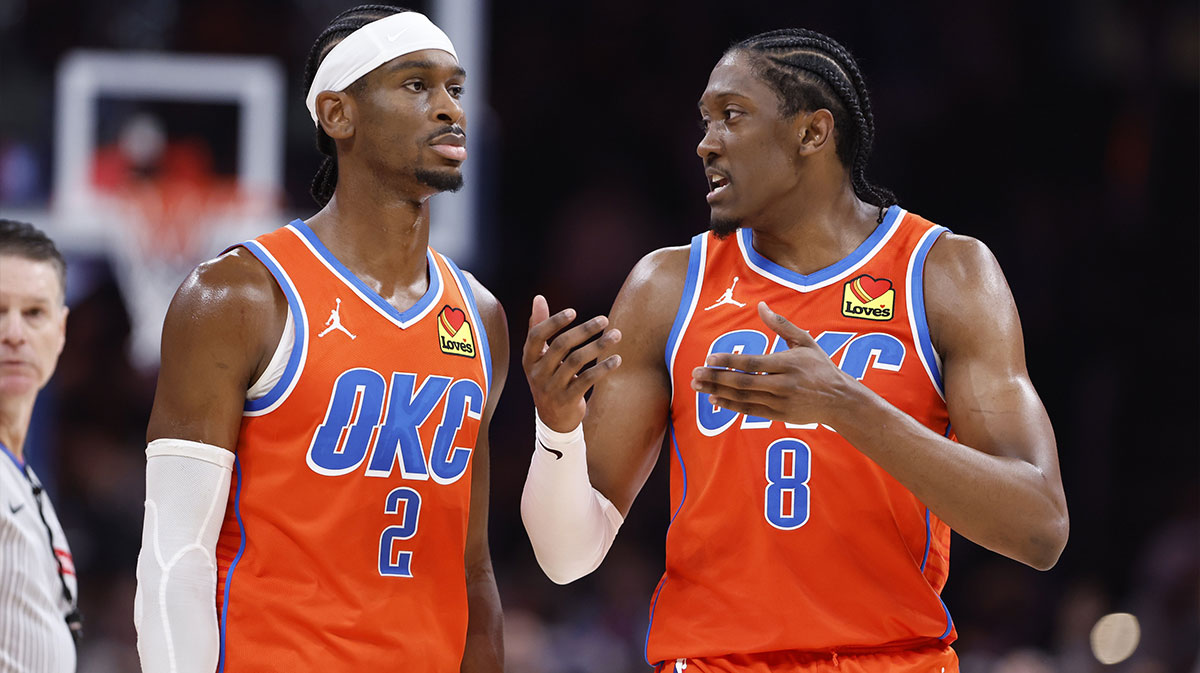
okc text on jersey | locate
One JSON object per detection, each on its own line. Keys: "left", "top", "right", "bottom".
{"left": 697, "top": 328, "right": 906, "bottom": 435}
{"left": 305, "top": 367, "right": 484, "bottom": 484}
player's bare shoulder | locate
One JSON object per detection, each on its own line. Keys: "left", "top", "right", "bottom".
{"left": 621, "top": 244, "right": 691, "bottom": 295}
{"left": 922, "top": 232, "right": 1021, "bottom": 359}
{"left": 599, "top": 244, "right": 691, "bottom": 366}
{"left": 148, "top": 245, "right": 289, "bottom": 445}
{"left": 611, "top": 244, "right": 691, "bottom": 330}
{"left": 162, "top": 246, "right": 288, "bottom": 383}
{"left": 924, "top": 233, "right": 1005, "bottom": 287}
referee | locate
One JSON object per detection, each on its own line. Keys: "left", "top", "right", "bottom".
{"left": 0, "top": 219, "right": 80, "bottom": 673}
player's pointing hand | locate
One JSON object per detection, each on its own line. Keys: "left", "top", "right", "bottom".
{"left": 754, "top": 300, "right": 822, "bottom": 350}
{"left": 523, "top": 294, "right": 622, "bottom": 432}
{"left": 691, "top": 301, "right": 855, "bottom": 426}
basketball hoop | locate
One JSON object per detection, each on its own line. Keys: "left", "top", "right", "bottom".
{"left": 74, "top": 182, "right": 277, "bottom": 371}
{"left": 52, "top": 50, "right": 286, "bottom": 371}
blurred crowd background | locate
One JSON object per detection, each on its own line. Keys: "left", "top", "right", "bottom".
{"left": 1, "top": 0, "right": 1197, "bottom": 671}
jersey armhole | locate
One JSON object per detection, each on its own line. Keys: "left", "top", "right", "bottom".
{"left": 246, "top": 305, "right": 294, "bottom": 401}
{"left": 233, "top": 241, "right": 309, "bottom": 415}
{"left": 664, "top": 233, "right": 708, "bottom": 387}
{"left": 439, "top": 253, "right": 493, "bottom": 395}
{"left": 906, "top": 226, "right": 950, "bottom": 399}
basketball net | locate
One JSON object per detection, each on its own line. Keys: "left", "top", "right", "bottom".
{"left": 84, "top": 179, "right": 278, "bottom": 372}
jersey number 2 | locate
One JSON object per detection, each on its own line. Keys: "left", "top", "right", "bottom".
{"left": 765, "top": 438, "right": 811, "bottom": 530}
{"left": 379, "top": 487, "right": 421, "bottom": 577}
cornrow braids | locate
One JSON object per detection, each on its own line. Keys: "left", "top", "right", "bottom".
{"left": 302, "top": 4, "right": 410, "bottom": 207}
{"left": 732, "top": 28, "right": 896, "bottom": 220}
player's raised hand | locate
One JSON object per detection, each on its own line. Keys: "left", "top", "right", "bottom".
{"left": 522, "top": 294, "right": 622, "bottom": 432}
{"left": 691, "top": 301, "right": 854, "bottom": 426}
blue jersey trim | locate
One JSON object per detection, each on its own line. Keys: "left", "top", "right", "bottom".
{"left": 0, "top": 441, "right": 23, "bottom": 470}
{"left": 920, "top": 508, "right": 932, "bottom": 572}
{"left": 920, "top": 424, "right": 954, "bottom": 574}
{"left": 441, "top": 254, "right": 493, "bottom": 394}
{"left": 909, "top": 225, "right": 949, "bottom": 395}
{"left": 644, "top": 425, "right": 688, "bottom": 667}
{"left": 738, "top": 205, "right": 901, "bottom": 289}
{"left": 664, "top": 234, "right": 706, "bottom": 367}
{"left": 931, "top": 460, "right": 954, "bottom": 641}
{"left": 239, "top": 241, "right": 308, "bottom": 414}
{"left": 288, "top": 220, "right": 442, "bottom": 328}
{"left": 937, "top": 593, "right": 955, "bottom": 641}
{"left": 218, "top": 458, "right": 246, "bottom": 673}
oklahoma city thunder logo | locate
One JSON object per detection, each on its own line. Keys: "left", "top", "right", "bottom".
{"left": 437, "top": 305, "right": 476, "bottom": 357}
{"left": 842, "top": 274, "right": 895, "bottom": 321}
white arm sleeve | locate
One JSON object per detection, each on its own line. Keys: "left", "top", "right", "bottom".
{"left": 134, "top": 439, "right": 234, "bottom": 673}
{"left": 519, "top": 413, "right": 624, "bottom": 585}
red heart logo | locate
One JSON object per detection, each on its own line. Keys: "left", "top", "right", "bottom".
{"left": 440, "top": 306, "right": 466, "bottom": 334}
{"left": 856, "top": 275, "right": 892, "bottom": 300}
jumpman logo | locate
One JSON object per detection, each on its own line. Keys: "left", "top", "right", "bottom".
{"left": 318, "top": 298, "right": 357, "bottom": 340}
{"left": 703, "top": 276, "right": 746, "bottom": 311}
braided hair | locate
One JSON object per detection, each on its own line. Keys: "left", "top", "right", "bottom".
{"left": 732, "top": 29, "right": 896, "bottom": 220}
{"left": 302, "top": 4, "right": 409, "bottom": 207}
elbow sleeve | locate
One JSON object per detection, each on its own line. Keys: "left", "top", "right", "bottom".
{"left": 520, "top": 414, "right": 624, "bottom": 584}
{"left": 134, "top": 439, "right": 233, "bottom": 673}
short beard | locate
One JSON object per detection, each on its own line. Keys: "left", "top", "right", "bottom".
{"left": 416, "top": 168, "right": 464, "bottom": 193}
{"left": 709, "top": 216, "right": 742, "bottom": 239}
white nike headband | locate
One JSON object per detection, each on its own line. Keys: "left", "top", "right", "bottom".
{"left": 305, "top": 11, "right": 459, "bottom": 125}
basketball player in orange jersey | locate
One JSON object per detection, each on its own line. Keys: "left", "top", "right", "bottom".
{"left": 134, "top": 6, "right": 505, "bottom": 672}
{"left": 521, "top": 28, "right": 1068, "bottom": 672}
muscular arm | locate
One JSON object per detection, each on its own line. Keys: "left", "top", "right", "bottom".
{"left": 582, "top": 248, "right": 687, "bottom": 515}
{"left": 136, "top": 249, "right": 285, "bottom": 672}
{"left": 460, "top": 274, "right": 508, "bottom": 673}
{"left": 520, "top": 247, "right": 686, "bottom": 583}
{"left": 914, "top": 235, "right": 1067, "bottom": 565}
{"left": 830, "top": 235, "right": 1067, "bottom": 568}
{"left": 695, "top": 235, "right": 1068, "bottom": 570}
{"left": 146, "top": 248, "right": 285, "bottom": 448}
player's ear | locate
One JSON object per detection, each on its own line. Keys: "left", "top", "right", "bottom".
{"left": 315, "top": 90, "right": 355, "bottom": 140}
{"left": 795, "top": 109, "right": 834, "bottom": 156}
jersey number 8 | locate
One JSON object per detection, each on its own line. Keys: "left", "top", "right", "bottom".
{"left": 764, "top": 438, "right": 811, "bottom": 530}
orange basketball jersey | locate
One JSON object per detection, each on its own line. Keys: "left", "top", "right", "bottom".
{"left": 648, "top": 206, "right": 956, "bottom": 665}
{"left": 213, "top": 220, "right": 492, "bottom": 672}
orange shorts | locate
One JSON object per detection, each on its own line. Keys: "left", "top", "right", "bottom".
{"left": 654, "top": 645, "right": 959, "bottom": 673}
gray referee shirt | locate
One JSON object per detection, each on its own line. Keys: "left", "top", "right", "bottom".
{"left": 0, "top": 443, "right": 77, "bottom": 673}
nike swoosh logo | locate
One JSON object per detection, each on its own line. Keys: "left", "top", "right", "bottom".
{"left": 9, "top": 503, "right": 23, "bottom": 514}
{"left": 387, "top": 28, "right": 411, "bottom": 42}
{"left": 537, "top": 440, "right": 563, "bottom": 460}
